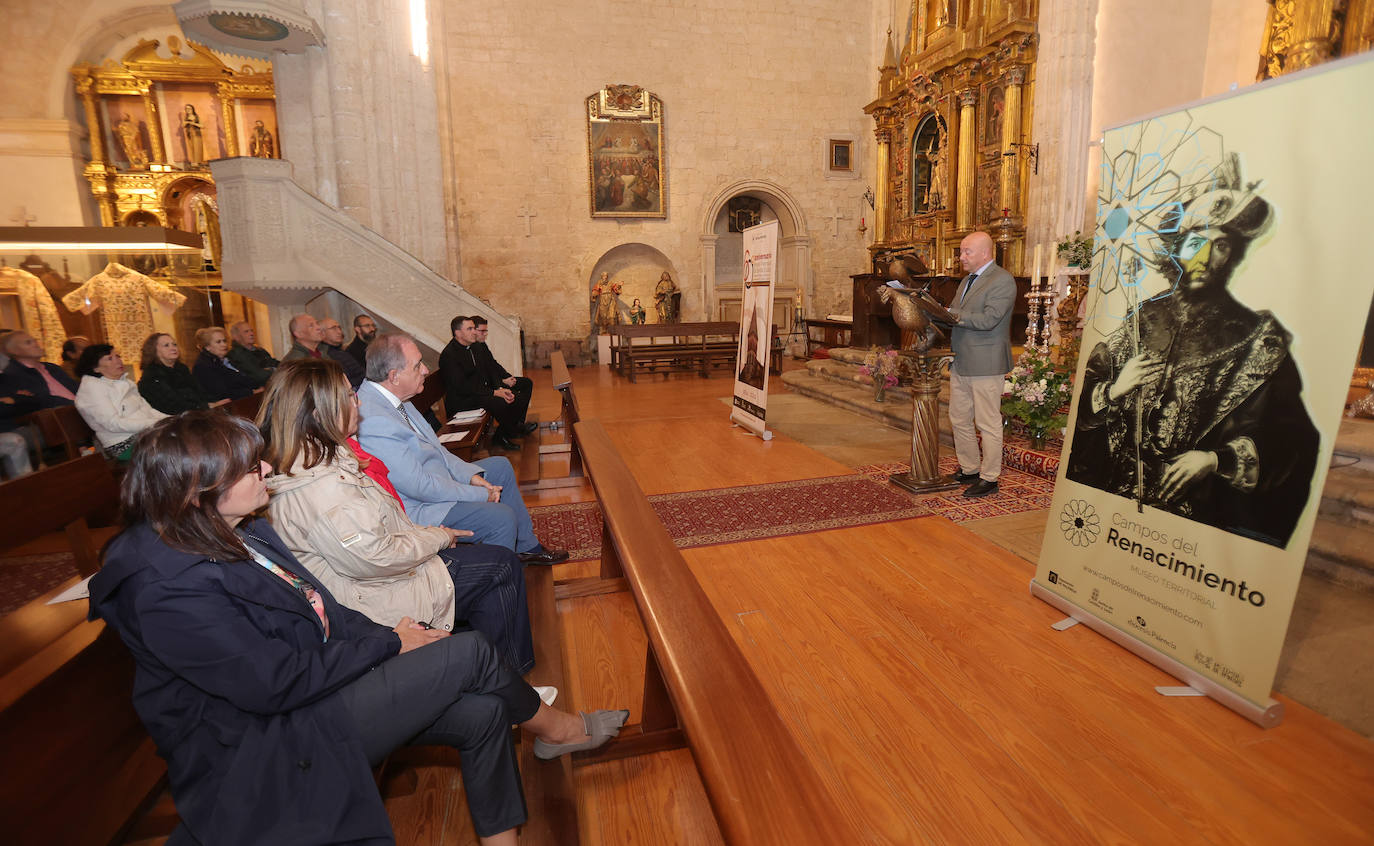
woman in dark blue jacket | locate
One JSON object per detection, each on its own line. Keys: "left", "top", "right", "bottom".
{"left": 191, "top": 326, "right": 258, "bottom": 402}
{"left": 89, "top": 412, "right": 627, "bottom": 845}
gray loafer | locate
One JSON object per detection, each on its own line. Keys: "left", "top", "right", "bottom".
{"left": 533, "top": 709, "right": 630, "bottom": 760}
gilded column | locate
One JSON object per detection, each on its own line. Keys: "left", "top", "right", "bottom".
{"left": 137, "top": 82, "right": 166, "bottom": 164}
{"left": 998, "top": 67, "right": 1025, "bottom": 216}
{"left": 874, "top": 113, "right": 893, "bottom": 245}
{"left": 1261, "top": 0, "right": 1338, "bottom": 77}
{"left": 956, "top": 88, "right": 977, "bottom": 231}
{"left": 73, "top": 73, "right": 106, "bottom": 165}
{"left": 218, "top": 83, "right": 240, "bottom": 157}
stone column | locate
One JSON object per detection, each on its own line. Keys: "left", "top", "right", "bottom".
{"left": 217, "top": 84, "right": 239, "bottom": 158}
{"left": 956, "top": 88, "right": 978, "bottom": 231}
{"left": 137, "top": 82, "right": 166, "bottom": 165}
{"left": 874, "top": 116, "right": 893, "bottom": 245}
{"left": 700, "top": 233, "right": 718, "bottom": 320}
{"left": 999, "top": 66, "right": 1026, "bottom": 216}
{"left": 74, "top": 75, "right": 105, "bottom": 165}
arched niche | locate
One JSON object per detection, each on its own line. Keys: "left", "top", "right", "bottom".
{"left": 699, "top": 179, "right": 810, "bottom": 331}
{"left": 587, "top": 243, "right": 681, "bottom": 329}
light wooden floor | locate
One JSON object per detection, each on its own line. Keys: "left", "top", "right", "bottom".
{"left": 387, "top": 364, "right": 1374, "bottom": 845}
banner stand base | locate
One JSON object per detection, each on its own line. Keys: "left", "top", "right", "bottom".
{"left": 729, "top": 414, "right": 773, "bottom": 441}
{"left": 1030, "top": 579, "right": 1284, "bottom": 728}
{"left": 1156, "top": 686, "right": 1206, "bottom": 697}
{"left": 1051, "top": 617, "right": 1080, "bottom": 631}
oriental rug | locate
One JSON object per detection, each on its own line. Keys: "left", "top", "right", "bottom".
{"left": 530, "top": 457, "right": 1055, "bottom": 562}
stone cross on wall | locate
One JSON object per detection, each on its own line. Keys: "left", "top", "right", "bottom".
{"left": 9, "top": 206, "right": 37, "bottom": 226}
{"left": 826, "top": 208, "right": 849, "bottom": 236}
{"left": 517, "top": 207, "right": 536, "bottom": 237}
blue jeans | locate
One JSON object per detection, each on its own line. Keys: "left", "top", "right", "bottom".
{"left": 441, "top": 456, "right": 538, "bottom": 552}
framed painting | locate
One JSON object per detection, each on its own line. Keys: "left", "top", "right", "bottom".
{"left": 587, "top": 84, "right": 666, "bottom": 219}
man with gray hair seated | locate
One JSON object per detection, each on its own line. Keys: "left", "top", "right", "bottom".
{"left": 356, "top": 333, "right": 568, "bottom": 564}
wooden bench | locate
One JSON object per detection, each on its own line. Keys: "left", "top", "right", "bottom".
{"left": 220, "top": 390, "right": 264, "bottom": 421}
{"left": 612, "top": 322, "right": 784, "bottom": 383}
{"left": 516, "top": 350, "right": 584, "bottom": 492}
{"left": 556, "top": 419, "right": 855, "bottom": 843}
{"left": 0, "top": 454, "right": 167, "bottom": 846}
{"left": 21, "top": 404, "right": 95, "bottom": 463}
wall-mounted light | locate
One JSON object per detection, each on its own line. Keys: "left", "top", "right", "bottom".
{"left": 1003, "top": 142, "right": 1039, "bottom": 175}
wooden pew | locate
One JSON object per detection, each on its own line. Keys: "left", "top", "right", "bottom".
{"left": 220, "top": 390, "right": 263, "bottom": 421}
{"left": 518, "top": 350, "right": 583, "bottom": 492}
{"left": 0, "top": 455, "right": 167, "bottom": 846}
{"left": 22, "top": 404, "right": 95, "bottom": 463}
{"left": 562, "top": 420, "right": 856, "bottom": 843}
{"left": 612, "top": 322, "right": 740, "bottom": 382}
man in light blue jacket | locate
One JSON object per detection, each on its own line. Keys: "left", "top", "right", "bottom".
{"left": 356, "top": 333, "right": 568, "bottom": 564}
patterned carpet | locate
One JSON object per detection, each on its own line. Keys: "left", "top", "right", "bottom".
{"left": 531, "top": 457, "right": 1055, "bottom": 562}
{"left": 0, "top": 553, "right": 79, "bottom": 617}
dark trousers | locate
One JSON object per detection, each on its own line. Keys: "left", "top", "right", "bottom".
{"left": 481, "top": 383, "right": 531, "bottom": 435}
{"left": 336, "top": 631, "right": 541, "bottom": 838}
{"left": 440, "top": 543, "right": 535, "bottom": 674}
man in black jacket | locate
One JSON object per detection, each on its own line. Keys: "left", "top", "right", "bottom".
{"left": 227, "top": 321, "right": 277, "bottom": 387}
{"left": 318, "top": 317, "right": 367, "bottom": 389}
{"left": 439, "top": 316, "right": 532, "bottom": 451}
{"left": 345, "top": 314, "right": 376, "bottom": 366}
{"left": 471, "top": 315, "right": 533, "bottom": 413}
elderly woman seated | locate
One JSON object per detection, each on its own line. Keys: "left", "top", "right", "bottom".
{"left": 137, "top": 332, "right": 217, "bottom": 414}
{"left": 192, "top": 326, "right": 258, "bottom": 404}
{"left": 89, "top": 411, "right": 628, "bottom": 846}
{"left": 259, "top": 358, "right": 535, "bottom": 673}
{"left": 73, "top": 343, "right": 166, "bottom": 460}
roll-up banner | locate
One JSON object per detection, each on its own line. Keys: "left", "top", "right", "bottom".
{"left": 731, "top": 220, "right": 778, "bottom": 440}
{"left": 1035, "top": 54, "right": 1374, "bottom": 726}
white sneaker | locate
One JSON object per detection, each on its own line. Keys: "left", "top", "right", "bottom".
{"left": 534, "top": 685, "right": 558, "bottom": 706}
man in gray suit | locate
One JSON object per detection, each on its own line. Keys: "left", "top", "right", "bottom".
{"left": 946, "top": 231, "right": 1017, "bottom": 498}
{"left": 356, "top": 333, "right": 568, "bottom": 564}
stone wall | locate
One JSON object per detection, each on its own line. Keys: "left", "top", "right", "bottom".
{"left": 433, "top": 0, "right": 885, "bottom": 342}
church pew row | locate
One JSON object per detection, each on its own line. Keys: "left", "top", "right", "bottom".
{"left": 561, "top": 418, "right": 856, "bottom": 843}
{"left": 0, "top": 454, "right": 166, "bottom": 846}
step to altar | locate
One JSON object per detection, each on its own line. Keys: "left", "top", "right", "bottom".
{"left": 781, "top": 349, "right": 1062, "bottom": 481}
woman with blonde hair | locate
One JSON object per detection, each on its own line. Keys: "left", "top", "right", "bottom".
{"left": 192, "top": 325, "right": 257, "bottom": 403}
{"left": 259, "top": 358, "right": 535, "bottom": 674}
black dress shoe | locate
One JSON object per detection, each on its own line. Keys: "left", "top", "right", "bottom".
{"left": 518, "top": 421, "right": 538, "bottom": 435}
{"left": 492, "top": 435, "right": 521, "bottom": 451}
{"left": 952, "top": 470, "right": 981, "bottom": 484}
{"left": 519, "top": 548, "right": 570, "bottom": 565}
{"left": 962, "top": 479, "right": 999, "bottom": 498}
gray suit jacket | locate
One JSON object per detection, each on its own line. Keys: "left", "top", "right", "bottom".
{"left": 355, "top": 380, "right": 488, "bottom": 527}
{"left": 948, "top": 262, "right": 1016, "bottom": 377}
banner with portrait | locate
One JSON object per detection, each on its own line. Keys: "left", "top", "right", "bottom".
{"left": 1034, "top": 54, "right": 1374, "bottom": 724}
{"left": 731, "top": 220, "right": 778, "bottom": 439}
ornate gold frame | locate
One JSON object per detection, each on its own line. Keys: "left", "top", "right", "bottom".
{"left": 586, "top": 85, "right": 666, "bottom": 219}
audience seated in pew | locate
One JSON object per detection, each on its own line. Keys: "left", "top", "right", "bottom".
{"left": 259, "top": 359, "right": 535, "bottom": 674}
{"left": 88, "top": 412, "right": 628, "bottom": 846}
{"left": 137, "top": 332, "right": 218, "bottom": 414}
{"left": 193, "top": 326, "right": 259, "bottom": 404}
{"left": 1, "top": 330, "right": 77, "bottom": 417}
{"left": 60, "top": 334, "right": 90, "bottom": 381}
{"left": 73, "top": 343, "right": 166, "bottom": 462}
{"left": 317, "top": 317, "right": 368, "bottom": 390}
{"left": 358, "top": 334, "right": 568, "bottom": 564}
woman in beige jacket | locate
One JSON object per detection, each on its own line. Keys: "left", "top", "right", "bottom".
{"left": 260, "top": 359, "right": 534, "bottom": 674}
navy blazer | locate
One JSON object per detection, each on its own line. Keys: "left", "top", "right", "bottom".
{"left": 193, "top": 350, "right": 257, "bottom": 402}
{"left": 89, "top": 519, "right": 400, "bottom": 845}
{"left": 0, "top": 358, "right": 77, "bottom": 423}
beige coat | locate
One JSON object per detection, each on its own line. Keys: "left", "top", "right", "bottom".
{"left": 266, "top": 449, "right": 458, "bottom": 629}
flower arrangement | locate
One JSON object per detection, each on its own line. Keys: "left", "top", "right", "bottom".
{"left": 1056, "top": 231, "right": 1093, "bottom": 268}
{"left": 859, "top": 346, "right": 900, "bottom": 401}
{"left": 1002, "top": 347, "right": 1073, "bottom": 438}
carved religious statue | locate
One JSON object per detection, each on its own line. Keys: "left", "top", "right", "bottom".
{"left": 183, "top": 104, "right": 204, "bottom": 165}
{"left": 115, "top": 114, "right": 148, "bottom": 169}
{"left": 654, "top": 271, "right": 681, "bottom": 323}
{"left": 630, "top": 298, "right": 646, "bottom": 324}
{"left": 250, "top": 120, "right": 276, "bottom": 158}
{"left": 590, "top": 272, "right": 623, "bottom": 334}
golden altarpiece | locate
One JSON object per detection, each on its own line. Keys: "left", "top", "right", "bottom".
{"left": 59, "top": 37, "right": 280, "bottom": 368}
{"left": 865, "top": 1, "right": 1038, "bottom": 275}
